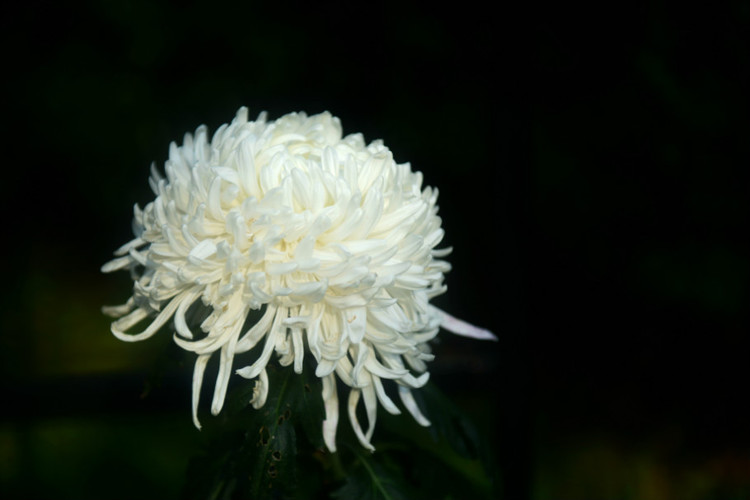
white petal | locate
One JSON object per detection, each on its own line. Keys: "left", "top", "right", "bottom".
{"left": 210, "top": 319, "right": 243, "bottom": 416}
{"left": 343, "top": 307, "right": 366, "bottom": 344}
{"left": 113, "top": 291, "right": 196, "bottom": 342}
{"left": 362, "top": 383, "right": 378, "bottom": 442}
{"left": 235, "top": 308, "right": 285, "bottom": 379}
{"left": 234, "top": 305, "right": 277, "bottom": 353}
{"left": 192, "top": 354, "right": 211, "bottom": 429}
{"left": 101, "top": 297, "right": 135, "bottom": 318}
{"left": 431, "top": 246, "right": 453, "bottom": 258}
{"left": 372, "top": 375, "right": 400, "bottom": 415}
{"left": 402, "top": 372, "right": 430, "bottom": 389}
{"left": 364, "top": 352, "right": 408, "bottom": 380}
{"left": 250, "top": 368, "right": 269, "bottom": 409}
{"left": 321, "top": 374, "right": 339, "bottom": 452}
{"left": 291, "top": 327, "right": 304, "bottom": 374}
{"left": 347, "top": 389, "right": 375, "bottom": 452}
{"left": 213, "top": 166, "right": 239, "bottom": 185}
{"left": 101, "top": 255, "right": 132, "bottom": 273}
{"left": 350, "top": 343, "right": 369, "bottom": 387}
{"left": 113, "top": 237, "right": 146, "bottom": 257}
{"left": 110, "top": 307, "right": 149, "bottom": 336}
{"left": 433, "top": 307, "right": 497, "bottom": 341}
{"left": 398, "top": 386, "right": 430, "bottom": 427}
{"left": 315, "top": 358, "right": 338, "bottom": 378}
{"left": 173, "top": 288, "right": 201, "bottom": 339}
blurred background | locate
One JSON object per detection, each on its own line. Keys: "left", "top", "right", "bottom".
{"left": 0, "top": 0, "right": 748, "bottom": 499}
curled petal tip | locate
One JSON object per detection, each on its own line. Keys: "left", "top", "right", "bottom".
{"left": 434, "top": 307, "right": 497, "bottom": 341}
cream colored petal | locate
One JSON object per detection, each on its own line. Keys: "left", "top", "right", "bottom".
{"left": 250, "top": 368, "right": 269, "bottom": 409}
{"left": 173, "top": 288, "right": 202, "bottom": 339}
{"left": 372, "top": 375, "right": 400, "bottom": 415}
{"left": 210, "top": 319, "right": 243, "bottom": 416}
{"left": 235, "top": 308, "right": 285, "bottom": 380}
{"left": 398, "top": 385, "right": 430, "bottom": 427}
{"left": 433, "top": 307, "right": 497, "bottom": 341}
{"left": 192, "top": 353, "right": 211, "bottom": 429}
{"left": 347, "top": 389, "right": 375, "bottom": 452}
{"left": 111, "top": 290, "right": 191, "bottom": 342}
{"left": 321, "top": 373, "right": 339, "bottom": 453}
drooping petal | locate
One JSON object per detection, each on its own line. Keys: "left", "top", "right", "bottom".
{"left": 347, "top": 389, "right": 375, "bottom": 452}
{"left": 362, "top": 382, "right": 378, "bottom": 442}
{"left": 398, "top": 385, "right": 430, "bottom": 427}
{"left": 250, "top": 368, "right": 269, "bottom": 409}
{"left": 372, "top": 375, "right": 401, "bottom": 415}
{"left": 173, "top": 288, "right": 202, "bottom": 339}
{"left": 235, "top": 307, "right": 285, "bottom": 380}
{"left": 192, "top": 353, "right": 211, "bottom": 429}
{"left": 112, "top": 290, "right": 194, "bottom": 342}
{"left": 210, "top": 318, "right": 243, "bottom": 416}
{"left": 321, "top": 373, "right": 339, "bottom": 452}
{"left": 235, "top": 305, "right": 277, "bottom": 353}
{"left": 291, "top": 326, "right": 304, "bottom": 374}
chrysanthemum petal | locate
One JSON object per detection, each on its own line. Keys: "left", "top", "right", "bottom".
{"left": 343, "top": 307, "right": 366, "bottom": 344}
{"left": 347, "top": 389, "right": 375, "bottom": 452}
{"left": 250, "top": 368, "right": 269, "bottom": 409}
{"left": 101, "top": 297, "right": 135, "bottom": 318}
{"left": 372, "top": 375, "right": 401, "bottom": 415}
{"left": 364, "top": 352, "right": 409, "bottom": 380}
{"left": 398, "top": 385, "right": 430, "bottom": 427}
{"left": 315, "top": 358, "right": 337, "bottom": 378}
{"left": 434, "top": 306, "right": 498, "bottom": 341}
{"left": 235, "top": 308, "right": 285, "bottom": 380}
{"left": 210, "top": 320, "right": 242, "bottom": 416}
{"left": 362, "top": 382, "right": 378, "bottom": 442}
{"left": 291, "top": 326, "right": 304, "bottom": 374}
{"left": 174, "top": 288, "right": 201, "bottom": 339}
{"left": 192, "top": 353, "right": 211, "bottom": 429}
{"left": 101, "top": 256, "right": 133, "bottom": 273}
{"left": 113, "top": 237, "right": 146, "bottom": 257}
{"left": 321, "top": 373, "right": 339, "bottom": 452}
{"left": 110, "top": 307, "right": 149, "bottom": 336}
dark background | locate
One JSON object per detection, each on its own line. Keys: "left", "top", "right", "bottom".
{"left": 1, "top": 1, "right": 748, "bottom": 499}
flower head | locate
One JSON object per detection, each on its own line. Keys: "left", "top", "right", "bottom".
{"left": 103, "top": 108, "right": 495, "bottom": 451}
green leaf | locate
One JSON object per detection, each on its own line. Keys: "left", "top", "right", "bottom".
{"left": 245, "top": 363, "right": 298, "bottom": 500}
{"left": 417, "top": 383, "right": 484, "bottom": 462}
{"left": 182, "top": 360, "right": 328, "bottom": 500}
{"left": 331, "top": 447, "right": 410, "bottom": 500}
{"left": 375, "top": 382, "right": 500, "bottom": 499}
{"left": 286, "top": 361, "right": 326, "bottom": 451}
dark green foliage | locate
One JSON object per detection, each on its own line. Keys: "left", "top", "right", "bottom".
{"left": 183, "top": 362, "right": 325, "bottom": 500}
{"left": 181, "top": 357, "right": 498, "bottom": 500}
{"left": 375, "top": 384, "right": 499, "bottom": 500}
{"left": 330, "top": 449, "right": 410, "bottom": 500}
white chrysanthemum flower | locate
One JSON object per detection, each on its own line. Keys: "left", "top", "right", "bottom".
{"left": 103, "top": 108, "right": 495, "bottom": 452}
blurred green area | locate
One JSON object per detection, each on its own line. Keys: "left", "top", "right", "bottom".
{"left": 0, "top": 0, "right": 748, "bottom": 499}
{"left": 0, "top": 416, "right": 199, "bottom": 500}
{"left": 534, "top": 432, "right": 750, "bottom": 500}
